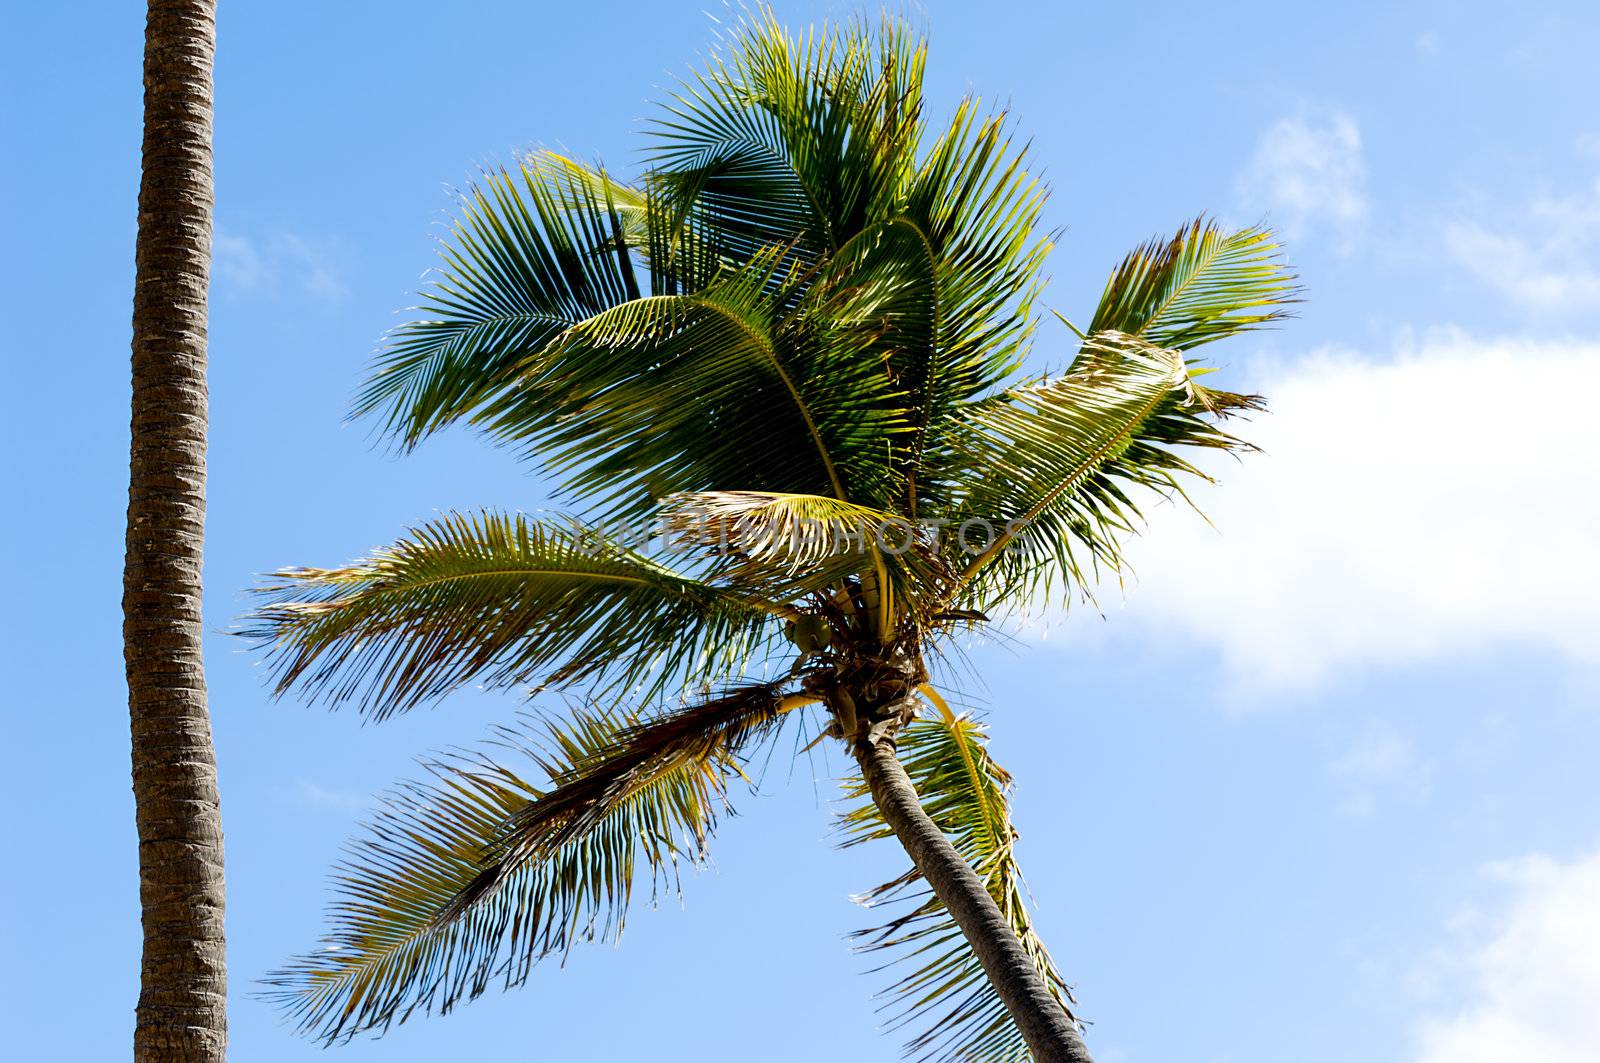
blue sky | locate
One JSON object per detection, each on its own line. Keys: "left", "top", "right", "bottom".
{"left": 4, "top": 1, "right": 1599, "bottom": 1059}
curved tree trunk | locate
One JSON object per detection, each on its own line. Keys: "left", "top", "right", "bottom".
{"left": 125, "top": 0, "right": 227, "bottom": 1058}
{"left": 853, "top": 731, "right": 1093, "bottom": 1063}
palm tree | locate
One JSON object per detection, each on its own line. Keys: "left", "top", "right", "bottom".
{"left": 124, "top": 0, "right": 227, "bottom": 1058}
{"left": 248, "top": 13, "right": 1294, "bottom": 1061}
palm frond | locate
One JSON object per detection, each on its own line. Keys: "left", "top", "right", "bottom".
{"left": 471, "top": 682, "right": 812, "bottom": 902}
{"left": 814, "top": 95, "right": 1051, "bottom": 516}
{"left": 355, "top": 157, "right": 644, "bottom": 445}
{"left": 532, "top": 150, "right": 728, "bottom": 295}
{"left": 647, "top": 10, "right": 927, "bottom": 262}
{"left": 1085, "top": 217, "right": 1298, "bottom": 352}
{"left": 476, "top": 244, "right": 911, "bottom": 521}
{"left": 901, "top": 99, "right": 1052, "bottom": 515}
{"left": 660, "top": 490, "right": 951, "bottom": 619}
{"left": 840, "top": 703, "right": 1075, "bottom": 1061}
{"left": 943, "top": 332, "right": 1261, "bottom": 608}
{"left": 244, "top": 511, "right": 778, "bottom": 717}
{"left": 265, "top": 685, "right": 802, "bottom": 1043}
{"left": 648, "top": 14, "right": 1050, "bottom": 521}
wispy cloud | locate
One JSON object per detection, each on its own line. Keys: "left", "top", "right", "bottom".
{"left": 213, "top": 225, "right": 349, "bottom": 302}
{"left": 1237, "top": 111, "right": 1367, "bottom": 247}
{"left": 287, "top": 777, "right": 373, "bottom": 813}
{"left": 213, "top": 229, "right": 266, "bottom": 290}
{"left": 1445, "top": 166, "right": 1600, "bottom": 313}
{"left": 1030, "top": 332, "right": 1600, "bottom": 695}
{"left": 1409, "top": 849, "right": 1600, "bottom": 1062}
{"left": 1329, "top": 723, "right": 1433, "bottom": 816}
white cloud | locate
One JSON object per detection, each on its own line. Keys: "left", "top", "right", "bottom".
{"left": 1411, "top": 850, "right": 1600, "bottom": 1063}
{"left": 1445, "top": 177, "right": 1600, "bottom": 312}
{"left": 213, "top": 225, "right": 348, "bottom": 301}
{"left": 1045, "top": 332, "right": 1600, "bottom": 693}
{"left": 1237, "top": 112, "right": 1367, "bottom": 245}
{"left": 1329, "top": 723, "right": 1432, "bottom": 816}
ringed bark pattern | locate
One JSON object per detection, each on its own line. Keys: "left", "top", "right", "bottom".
{"left": 125, "top": 0, "right": 227, "bottom": 1058}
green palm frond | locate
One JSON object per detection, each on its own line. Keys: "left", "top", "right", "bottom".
{"left": 648, "top": 10, "right": 926, "bottom": 263}
{"left": 944, "top": 332, "right": 1261, "bottom": 608}
{"left": 465, "top": 682, "right": 812, "bottom": 904}
{"left": 812, "top": 96, "right": 1050, "bottom": 515}
{"left": 840, "top": 703, "right": 1074, "bottom": 1062}
{"left": 1084, "top": 217, "right": 1299, "bottom": 352}
{"left": 476, "top": 244, "right": 911, "bottom": 520}
{"left": 244, "top": 511, "right": 779, "bottom": 717}
{"left": 265, "top": 685, "right": 802, "bottom": 1044}
{"left": 354, "top": 158, "right": 644, "bottom": 445}
{"left": 897, "top": 101, "right": 1050, "bottom": 498}
{"left": 531, "top": 150, "right": 729, "bottom": 295}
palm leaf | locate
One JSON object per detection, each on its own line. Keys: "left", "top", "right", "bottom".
{"left": 894, "top": 100, "right": 1052, "bottom": 514}
{"left": 839, "top": 702, "right": 1075, "bottom": 1061}
{"left": 660, "top": 490, "right": 952, "bottom": 630}
{"left": 459, "top": 682, "right": 813, "bottom": 910}
{"left": 943, "top": 332, "right": 1260, "bottom": 608}
{"left": 476, "top": 245, "right": 911, "bottom": 520}
{"left": 354, "top": 157, "right": 644, "bottom": 445}
{"left": 265, "top": 686, "right": 802, "bottom": 1043}
{"left": 244, "top": 510, "right": 778, "bottom": 717}
{"left": 648, "top": 15, "right": 1049, "bottom": 520}
{"left": 531, "top": 150, "right": 729, "bottom": 295}
{"left": 1084, "top": 217, "right": 1298, "bottom": 352}
{"left": 647, "top": 10, "right": 926, "bottom": 263}
{"left": 811, "top": 96, "right": 1051, "bottom": 517}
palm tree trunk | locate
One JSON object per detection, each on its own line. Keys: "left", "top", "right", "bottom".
{"left": 125, "top": 0, "right": 227, "bottom": 1058}
{"left": 853, "top": 731, "right": 1094, "bottom": 1063}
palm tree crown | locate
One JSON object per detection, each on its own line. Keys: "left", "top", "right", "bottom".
{"left": 248, "top": 11, "right": 1295, "bottom": 1059}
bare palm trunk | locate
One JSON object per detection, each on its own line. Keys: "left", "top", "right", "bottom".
{"left": 853, "top": 731, "right": 1093, "bottom": 1063}
{"left": 125, "top": 0, "right": 227, "bottom": 1058}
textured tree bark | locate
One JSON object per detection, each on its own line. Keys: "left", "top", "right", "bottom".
{"left": 854, "top": 730, "right": 1094, "bottom": 1063}
{"left": 125, "top": 0, "right": 227, "bottom": 1058}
